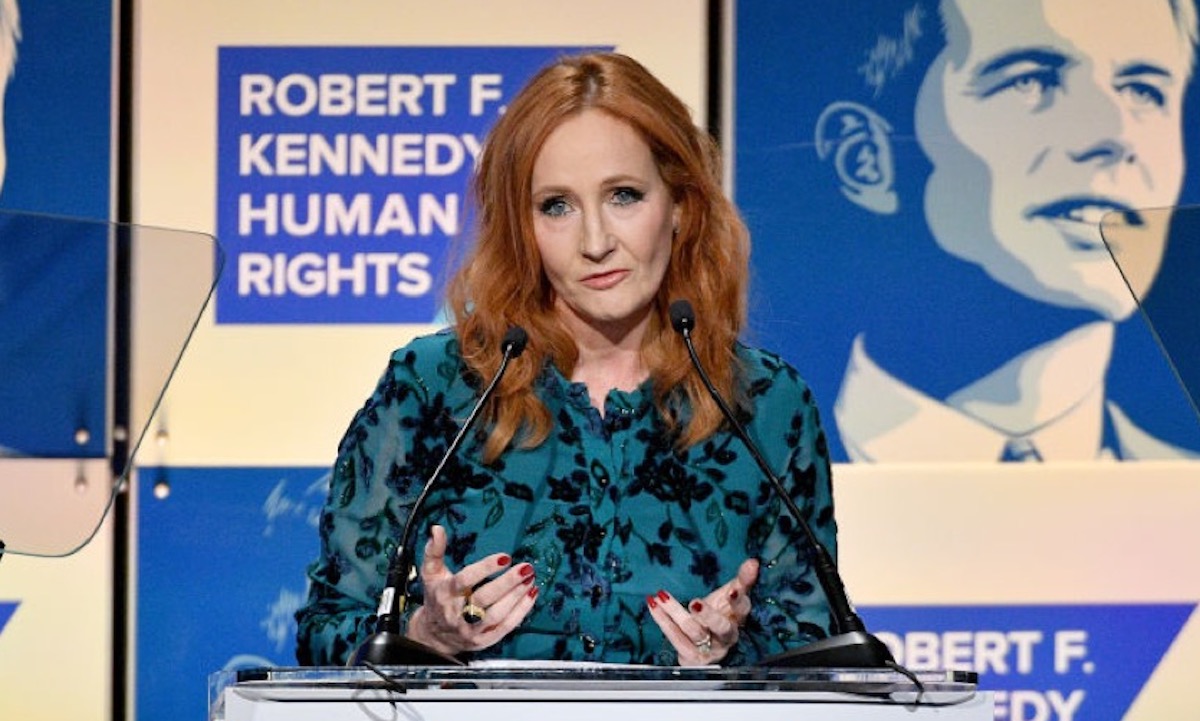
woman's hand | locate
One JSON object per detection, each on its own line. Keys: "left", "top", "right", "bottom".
{"left": 405, "top": 524, "right": 539, "bottom": 656}
{"left": 645, "top": 558, "right": 759, "bottom": 665}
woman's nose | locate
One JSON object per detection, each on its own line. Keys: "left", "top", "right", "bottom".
{"left": 581, "top": 212, "right": 616, "bottom": 261}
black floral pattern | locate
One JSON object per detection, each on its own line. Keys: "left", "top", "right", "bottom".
{"left": 295, "top": 330, "right": 837, "bottom": 666}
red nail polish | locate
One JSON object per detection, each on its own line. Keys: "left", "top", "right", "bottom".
{"left": 730, "top": 589, "right": 739, "bottom": 600}
{"left": 691, "top": 601, "right": 703, "bottom": 613}
{"left": 657, "top": 590, "right": 670, "bottom": 603}
{"left": 522, "top": 575, "right": 534, "bottom": 585}
{"left": 519, "top": 563, "right": 535, "bottom": 577}
{"left": 647, "top": 595, "right": 657, "bottom": 609}
{"left": 497, "top": 554, "right": 512, "bottom": 566}
{"left": 528, "top": 586, "right": 539, "bottom": 599}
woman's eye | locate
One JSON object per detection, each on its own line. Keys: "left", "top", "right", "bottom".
{"left": 539, "top": 197, "right": 572, "bottom": 217}
{"left": 611, "top": 187, "right": 645, "bottom": 206}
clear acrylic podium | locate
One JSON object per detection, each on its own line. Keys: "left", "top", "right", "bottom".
{"left": 210, "top": 665, "right": 991, "bottom": 720}
{"left": 0, "top": 211, "right": 221, "bottom": 559}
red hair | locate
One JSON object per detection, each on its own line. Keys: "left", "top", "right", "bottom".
{"left": 446, "top": 52, "right": 750, "bottom": 462}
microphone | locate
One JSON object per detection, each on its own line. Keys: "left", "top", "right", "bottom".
{"left": 348, "top": 326, "right": 529, "bottom": 667}
{"left": 669, "top": 300, "right": 893, "bottom": 668}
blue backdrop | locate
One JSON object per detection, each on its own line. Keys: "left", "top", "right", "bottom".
{"left": 0, "top": 0, "right": 112, "bottom": 457}
{"left": 734, "top": 1, "right": 1200, "bottom": 461}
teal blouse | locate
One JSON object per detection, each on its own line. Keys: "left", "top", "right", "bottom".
{"left": 295, "top": 329, "right": 838, "bottom": 666}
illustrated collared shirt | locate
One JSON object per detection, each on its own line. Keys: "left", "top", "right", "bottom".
{"left": 835, "top": 335, "right": 1196, "bottom": 462}
{"left": 295, "top": 330, "right": 838, "bottom": 666}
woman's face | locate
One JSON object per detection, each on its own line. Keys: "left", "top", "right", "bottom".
{"left": 915, "top": 0, "right": 1190, "bottom": 320}
{"left": 530, "top": 109, "right": 679, "bottom": 341}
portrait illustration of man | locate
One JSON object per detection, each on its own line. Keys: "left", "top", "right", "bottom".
{"left": 737, "top": 0, "right": 1200, "bottom": 462}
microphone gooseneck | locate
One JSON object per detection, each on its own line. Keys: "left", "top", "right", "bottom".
{"left": 669, "top": 299, "right": 893, "bottom": 669}
{"left": 348, "top": 326, "right": 529, "bottom": 667}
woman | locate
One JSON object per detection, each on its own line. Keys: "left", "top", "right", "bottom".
{"left": 295, "top": 52, "right": 838, "bottom": 666}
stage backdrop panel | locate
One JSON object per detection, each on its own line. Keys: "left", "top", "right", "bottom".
{"left": 733, "top": 2, "right": 1200, "bottom": 720}
{"left": 133, "top": 0, "right": 706, "bottom": 467}
{"left": 136, "top": 466, "right": 326, "bottom": 721}
{"left": 733, "top": 0, "right": 1200, "bottom": 464}
{"left": 136, "top": 463, "right": 1200, "bottom": 721}
{"left": 0, "top": 1, "right": 114, "bottom": 720}
{"left": 131, "top": 1, "right": 707, "bottom": 717}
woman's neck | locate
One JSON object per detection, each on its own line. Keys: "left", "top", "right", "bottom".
{"left": 558, "top": 302, "right": 653, "bottom": 413}
{"left": 570, "top": 342, "right": 649, "bottom": 414}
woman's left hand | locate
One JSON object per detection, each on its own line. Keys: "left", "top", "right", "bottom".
{"left": 645, "top": 558, "right": 759, "bottom": 665}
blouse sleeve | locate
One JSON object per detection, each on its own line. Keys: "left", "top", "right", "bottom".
{"left": 730, "top": 353, "right": 838, "bottom": 665}
{"left": 294, "top": 350, "right": 432, "bottom": 666}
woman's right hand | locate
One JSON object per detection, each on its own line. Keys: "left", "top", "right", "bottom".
{"left": 404, "top": 524, "right": 539, "bottom": 656}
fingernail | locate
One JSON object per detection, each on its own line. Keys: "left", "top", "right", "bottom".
{"left": 519, "top": 563, "right": 535, "bottom": 577}
{"left": 646, "top": 595, "right": 657, "bottom": 609}
{"left": 497, "top": 554, "right": 512, "bottom": 566}
{"left": 690, "top": 601, "right": 703, "bottom": 613}
{"left": 657, "top": 590, "right": 670, "bottom": 603}
{"left": 729, "top": 589, "right": 739, "bottom": 600}
{"left": 528, "top": 586, "right": 539, "bottom": 599}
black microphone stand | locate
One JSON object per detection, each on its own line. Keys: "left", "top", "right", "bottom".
{"left": 348, "top": 327, "right": 528, "bottom": 667}
{"left": 670, "top": 300, "right": 893, "bottom": 668}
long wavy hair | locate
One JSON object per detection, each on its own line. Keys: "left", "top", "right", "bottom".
{"left": 446, "top": 52, "right": 750, "bottom": 462}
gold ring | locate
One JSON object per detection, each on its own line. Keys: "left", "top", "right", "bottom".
{"left": 694, "top": 633, "right": 713, "bottom": 656}
{"left": 462, "top": 602, "right": 487, "bottom": 625}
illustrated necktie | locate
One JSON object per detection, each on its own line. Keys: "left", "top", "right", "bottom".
{"left": 1000, "top": 437, "right": 1043, "bottom": 462}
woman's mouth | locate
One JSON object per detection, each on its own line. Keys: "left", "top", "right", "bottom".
{"left": 581, "top": 269, "right": 629, "bottom": 290}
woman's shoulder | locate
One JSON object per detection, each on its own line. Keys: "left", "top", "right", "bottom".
{"left": 386, "top": 328, "right": 466, "bottom": 386}
{"left": 735, "top": 342, "right": 819, "bottom": 407}
{"left": 392, "top": 327, "right": 460, "bottom": 356}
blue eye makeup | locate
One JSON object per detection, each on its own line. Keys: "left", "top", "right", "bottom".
{"left": 538, "top": 196, "right": 572, "bottom": 217}
{"left": 611, "top": 187, "right": 645, "bottom": 206}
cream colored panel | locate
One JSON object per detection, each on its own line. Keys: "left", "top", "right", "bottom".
{"left": 132, "top": 0, "right": 707, "bottom": 466}
{"left": 0, "top": 513, "right": 112, "bottom": 721}
{"left": 835, "top": 461, "right": 1200, "bottom": 721}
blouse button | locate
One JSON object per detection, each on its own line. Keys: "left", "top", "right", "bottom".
{"left": 581, "top": 634, "right": 597, "bottom": 654}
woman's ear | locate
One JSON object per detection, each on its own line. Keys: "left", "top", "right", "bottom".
{"left": 813, "top": 101, "right": 898, "bottom": 215}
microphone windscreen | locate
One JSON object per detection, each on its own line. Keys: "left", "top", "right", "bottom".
{"left": 502, "top": 326, "right": 529, "bottom": 357}
{"left": 669, "top": 299, "right": 695, "bottom": 334}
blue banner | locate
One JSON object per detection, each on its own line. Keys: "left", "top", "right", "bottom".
{"left": 863, "top": 603, "right": 1196, "bottom": 721}
{"left": 0, "top": 0, "right": 113, "bottom": 457}
{"left": 136, "top": 466, "right": 330, "bottom": 721}
{"left": 0, "top": 214, "right": 108, "bottom": 457}
{"left": 216, "top": 45, "right": 598, "bottom": 324}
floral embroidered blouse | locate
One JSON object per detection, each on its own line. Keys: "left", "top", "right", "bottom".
{"left": 295, "top": 329, "right": 838, "bottom": 666}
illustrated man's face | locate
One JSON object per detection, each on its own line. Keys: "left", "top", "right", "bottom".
{"left": 915, "top": 0, "right": 1191, "bottom": 320}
